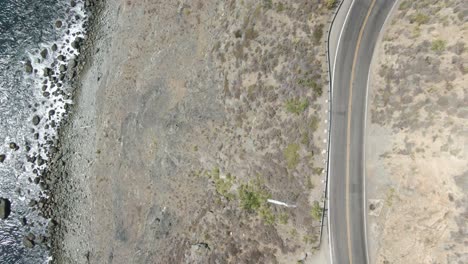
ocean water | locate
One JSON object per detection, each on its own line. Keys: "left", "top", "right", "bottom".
{"left": 0, "top": 0, "right": 86, "bottom": 263}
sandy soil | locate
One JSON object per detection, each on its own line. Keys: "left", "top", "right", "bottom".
{"left": 366, "top": 0, "right": 467, "bottom": 263}
{"left": 49, "top": 0, "right": 335, "bottom": 263}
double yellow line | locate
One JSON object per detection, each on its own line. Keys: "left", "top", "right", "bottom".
{"left": 345, "top": 0, "right": 377, "bottom": 262}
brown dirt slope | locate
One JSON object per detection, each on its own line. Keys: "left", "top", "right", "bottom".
{"left": 52, "top": 0, "right": 335, "bottom": 263}
{"left": 366, "top": 0, "right": 467, "bottom": 263}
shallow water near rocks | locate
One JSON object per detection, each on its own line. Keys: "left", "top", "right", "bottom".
{"left": 0, "top": 0, "right": 87, "bottom": 262}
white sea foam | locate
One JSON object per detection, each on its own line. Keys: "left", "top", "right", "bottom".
{"left": 0, "top": 0, "right": 88, "bottom": 263}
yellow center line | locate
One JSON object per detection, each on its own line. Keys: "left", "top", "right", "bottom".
{"left": 346, "top": 0, "right": 377, "bottom": 263}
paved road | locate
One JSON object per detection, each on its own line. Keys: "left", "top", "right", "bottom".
{"left": 327, "top": 0, "right": 397, "bottom": 263}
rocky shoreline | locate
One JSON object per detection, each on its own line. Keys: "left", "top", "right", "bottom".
{"left": 44, "top": 1, "right": 106, "bottom": 262}
{"left": 0, "top": 0, "right": 106, "bottom": 259}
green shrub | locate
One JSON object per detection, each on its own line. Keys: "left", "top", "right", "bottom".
{"left": 313, "top": 167, "right": 324, "bottom": 175}
{"left": 303, "top": 234, "right": 318, "bottom": 244}
{"left": 239, "top": 187, "right": 261, "bottom": 211}
{"left": 238, "top": 182, "right": 270, "bottom": 212}
{"left": 262, "top": 0, "right": 273, "bottom": 9}
{"left": 412, "top": 26, "right": 421, "bottom": 38}
{"left": 207, "top": 168, "right": 235, "bottom": 200}
{"left": 309, "top": 116, "right": 320, "bottom": 132}
{"left": 259, "top": 207, "right": 275, "bottom": 225}
{"left": 311, "top": 200, "right": 322, "bottom": 221}
{"left": 290, "top": 228, "right": 298, "bottom": 237}
{"left": 244, "top": 27, "right": 258, "bottom": 40}
{"left": 398, "top": 0, "right": 411, "bottom": 10}
{"left": 412, "top": 13, "right": 429, "bottom": 25}
{"left": 276, "top": 2, "right": 285, "bottom": 12}
{"left": 284, "top": 143, "right": 300, "bottom": 169}
{"left": 238, "top": 181, "right": 275, "bottom": 224}
{"left": 285, "top": 99, "right": 309, "bottom": 114}
{"left": 278, "top": 212, "right": 289, "bottom": 224}
{"left": 313, "top": 24, "right": 324, "bottom": 44}
{"left": 307, "top": 176, "right": 315, "bottom": 189}
{"left": 215, "top": 176, "right": 234, "bottom": 200}
{"left": 431, "top": 39, "right": 446, "bottom": 52}
{"left": 298, "top": 77, "right": 323, "bottom": 96}
{"left": 303, "top": 233, "right": 318, "bottom": 244}
{"left": 205, "top": 167, "right": 220, "bottom": 179}
{"left": 298, "top": 77, "right": 317, "bottom": 89}
{"left": 301, "top": 132, "right": 310, "bottom": 145}
{"left": 314, "top": 84, "right": 323, "bottom": 96}
{"left": 325, "top": 0, "right": 336, "bottom": 9}
{"left": 385, "top": 187, "right": 396, "bottom": 207}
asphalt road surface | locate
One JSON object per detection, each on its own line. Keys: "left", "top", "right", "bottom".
{"left": 327, "top": 0, "right": 398, "bottom": 263}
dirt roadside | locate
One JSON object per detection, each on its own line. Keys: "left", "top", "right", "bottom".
{"left": 366, "top": 0, "right": 467, "bottom": 263}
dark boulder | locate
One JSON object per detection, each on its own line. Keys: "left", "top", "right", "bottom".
{"left": 55, "top": 20, "right": 63, "bottom": 28}
{"left": 23, "top": 237, "right": 34, "bottom": 248}
{"left": 40, "top": 49, "right": 48, "bottom": 59}
{"left": 68, "top": 59, "right": 76, "bottom": 68}
{"left": 0, "top": 198, "right": 11, "bottom": 219}
{"left": 32, "top": 115, "right": 41, "bottom": 126}
{"left": 43, "top": 68, "right": 52, "bottom": 77}
{"left": 20, "top": 216, "right": 27, "bottom": 226}
{"left": 9, "top": 142, "right": 19, "bottom": 150}
{"left": 25, "top": 61, "right": 33, "bottom": 74}
{"left": 37, "top": 156, "right": 45, "bottom": 166}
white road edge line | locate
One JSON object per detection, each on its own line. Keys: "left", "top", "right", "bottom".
{"left": 363, "top": 1, "right": 400, "bottom": 264}
{"left": 328, "top": 0, "right": 356, "bottom": 263}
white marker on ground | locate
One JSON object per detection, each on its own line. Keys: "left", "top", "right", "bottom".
{"left": 267, "top": 199, "right": 297, "bottom": 208}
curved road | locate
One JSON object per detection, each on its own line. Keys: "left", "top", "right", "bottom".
{"left": 327, "top": 0, "right": 398, "bottom": 263}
